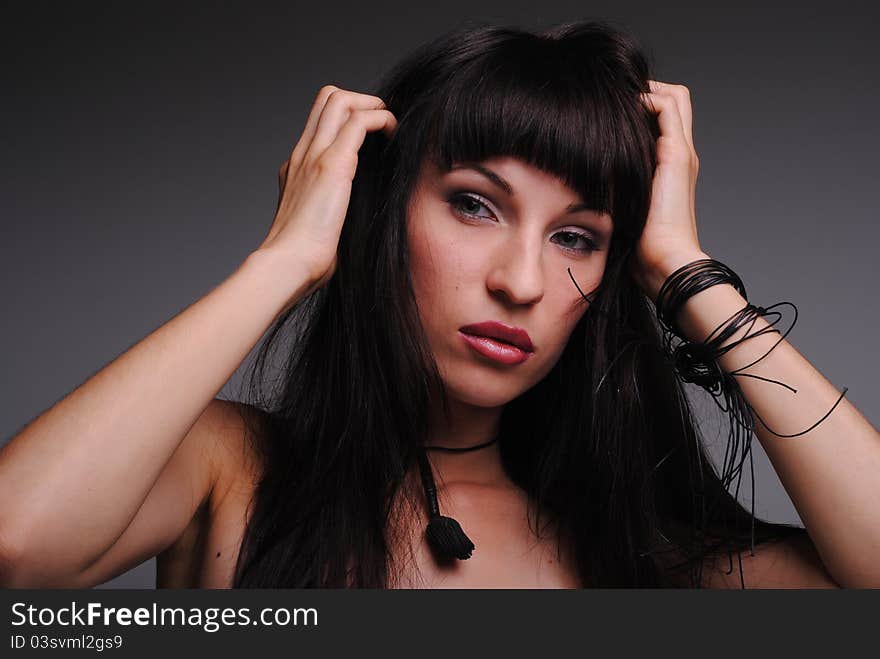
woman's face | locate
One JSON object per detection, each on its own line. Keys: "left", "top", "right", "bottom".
{"left": 406, "top": 155, "right": 613, "bottom": 407}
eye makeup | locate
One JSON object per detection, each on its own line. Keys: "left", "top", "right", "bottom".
{"left": 445, "top": 189, "right": 601, "bottom": 255}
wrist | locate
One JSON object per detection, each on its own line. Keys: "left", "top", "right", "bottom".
{"left": 642, "top": 250, "right": 712, "bottom": 303}
{"left": 642, "top": 250, "right": 711, "bottom": 304}
{"left": 241, "top": 248, "right": 320, "bottom": 322}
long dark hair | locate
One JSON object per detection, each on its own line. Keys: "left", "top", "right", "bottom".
{"left": 231, "top": 19, "right": 805, "bottom": 588}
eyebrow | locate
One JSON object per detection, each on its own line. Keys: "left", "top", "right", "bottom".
{"left": 449, "top": 163, "right": 596, "bottom": 214}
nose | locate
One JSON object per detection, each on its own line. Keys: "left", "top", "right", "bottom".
{"left": 485, "top": 231, "right": 545, "bottom": 306}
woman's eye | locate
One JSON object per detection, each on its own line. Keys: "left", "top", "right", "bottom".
{"left": 448, "top": 192, "right": 494, "bottom": 220}
{"left": 448, "top": 192, "right": 599, "bottom": 255}
{"left": 551, "top": 231, "right": 599, "bottom": 254}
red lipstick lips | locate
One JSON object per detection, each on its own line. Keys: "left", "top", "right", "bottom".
{"left": 459, "top": 321, "right": 535, "bottom": 365}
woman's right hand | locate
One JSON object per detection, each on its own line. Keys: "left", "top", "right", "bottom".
{"left": 255, "top": 85, "right": 398, "bottom": 293}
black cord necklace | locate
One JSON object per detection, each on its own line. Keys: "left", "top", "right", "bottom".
{"left": 417, "top": 435, "right": 499, "bottom": 561}
{"left": 424, "top": 436, "right": 499, "bottom": 453}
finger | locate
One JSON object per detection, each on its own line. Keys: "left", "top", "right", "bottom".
{"left": 640, "top": 91, "right": 691, "bottom": 161}
{"left": 647, "top": 80, "right": 694, "bottom": 153}
{"left": 319, "top": 108, "right": 398, "bottom": 177}
{"left": 289, "top": 84, "right": 340, "bottom": 171}
{"left": 305, "top": 89, "right": 390, "bottom": 166}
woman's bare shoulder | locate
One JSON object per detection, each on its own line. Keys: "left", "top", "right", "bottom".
{"left": 654, "top": 531, "right": 839, "bottom": 589}
{"left": 210, "top": 400, "right": 267, "bottom": 493}
{"left": 156, "top": 399, "right": 267, "bottom": 588}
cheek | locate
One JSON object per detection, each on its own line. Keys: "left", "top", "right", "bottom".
{"left": 528, "top": 268, "right": 599, "bottom": 371}
{"left": 537, "top": 303, "right": 585, "bottom": 366}
{"left": 406, "top": 221, "right": 457, "bottom": 334}
{"left": 407, "top": 217, "right": 479, "bottom": 314}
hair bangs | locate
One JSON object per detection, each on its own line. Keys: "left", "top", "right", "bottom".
{"left": 420, "top": 36, "right": 645, "bottom": 220}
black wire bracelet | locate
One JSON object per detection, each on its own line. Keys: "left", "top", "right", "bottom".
{"left": 651, "top": 257, "right": 849, "bottom": 585}
{"left": 655, "top": 258, "right": 849, "bottom": 437}
{"left": 655, "top": 258, "right": 748, "bottom": 338}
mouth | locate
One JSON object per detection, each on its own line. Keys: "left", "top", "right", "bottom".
{"left": 458, "top": 321, "right": 535, "bottom": 365}
{"left": 458, "top": 331, "right": 533, "bottom": 365}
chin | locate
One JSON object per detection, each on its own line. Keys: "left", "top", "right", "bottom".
{"left": 438, "top": 366, "right": 530, "bottom": 409}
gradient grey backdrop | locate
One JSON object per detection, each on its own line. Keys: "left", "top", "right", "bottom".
{"left": 2, "top": 1, "right": 877, "bottom": 588}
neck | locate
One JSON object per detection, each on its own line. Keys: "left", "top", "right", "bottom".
{"left": 422, "top": 395, "right": 508, "bottom": 487}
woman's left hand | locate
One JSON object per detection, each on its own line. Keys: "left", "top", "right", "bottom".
{"left": 629, "top": 79, "right": 710, "bottom": 301}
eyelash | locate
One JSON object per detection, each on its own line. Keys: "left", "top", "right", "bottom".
{"left": 447, "top": 191, "right": 600, "bottom": 254}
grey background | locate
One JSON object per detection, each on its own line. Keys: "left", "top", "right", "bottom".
{"left": 2, "top": 1, "right": 877, "bottom": 588}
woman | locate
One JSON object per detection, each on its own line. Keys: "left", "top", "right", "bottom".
{"left": 0, "top": 20, "right": 876, "bottom": 589}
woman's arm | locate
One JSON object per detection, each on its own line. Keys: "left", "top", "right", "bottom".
{"left": 630, "top": 80, "right": 878, "bottom": 587}
{"left": 663, "top": 271, "right": 879, "bottom": 588}
{"left": 0, "top": 251, "right": 308, "bottom": 586}
{"left": 0, "top": 85, "right": 397, "bottom": 587}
